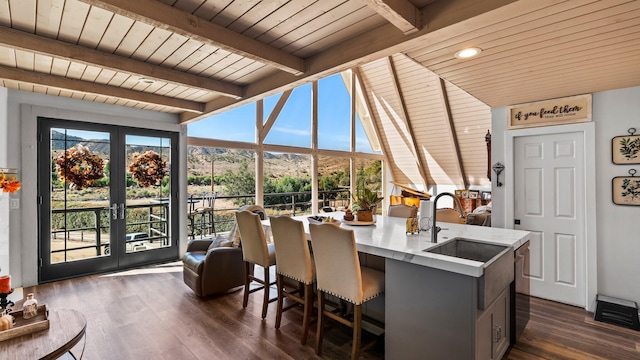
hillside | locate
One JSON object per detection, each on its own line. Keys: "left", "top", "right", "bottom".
{"left": 50, "top": 133, "right": 356, "bottom": 180}
{"left": 187, "top": 146, "right": 352, "bottom": 178}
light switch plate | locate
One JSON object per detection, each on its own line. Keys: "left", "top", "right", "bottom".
{"left": 10, "top": 199, "right": 19, "bottom": 210}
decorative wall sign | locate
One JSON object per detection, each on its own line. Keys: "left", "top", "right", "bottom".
{"left": 612, "top": 169, "right": 640, "bottom": 206}
{"left": 508, "top": 94, "right": 592, "bottom": 129}
{"left": 612, "top": 128, "right": 640, "bottom": 164}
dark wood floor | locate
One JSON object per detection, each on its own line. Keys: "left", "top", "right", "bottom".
{"left": 21, "top": 262, "right": 640, "bottom": 359}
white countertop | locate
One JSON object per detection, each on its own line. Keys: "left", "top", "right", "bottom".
{"left": 263, "top": 212, "right": 531, "bottom": 278}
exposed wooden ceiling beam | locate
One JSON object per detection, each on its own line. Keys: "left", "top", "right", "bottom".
{"left": 79, "top": 0, "right": 305, "bottom": 76}
{"left": 0, "top": 26, "right": 243, "bottom": 99}
{"left": 0, "top": 66, "right": 204, "bottom": 113}
{"left": 361, "top": 0, "right": 423, "bottom": 35}
{"left": 180, "top": 0, "right": 520, "bottom": 123}
{"left": 437, "top": 77, "right": 468, "bottom": 189}
{"left": 387, "top": 56, "right": 430, "bottom": 189}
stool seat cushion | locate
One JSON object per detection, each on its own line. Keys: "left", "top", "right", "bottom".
{"left": 361, "top": 267, "right": 385, "bottom": 303}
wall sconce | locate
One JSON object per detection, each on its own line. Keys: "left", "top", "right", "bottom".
{"left": 492, "top": 162, "right": 505, "bottom": 187}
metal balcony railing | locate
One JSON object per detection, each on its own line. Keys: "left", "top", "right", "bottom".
{"left": 49, "top": 190, "right": 351, "bottom": 257}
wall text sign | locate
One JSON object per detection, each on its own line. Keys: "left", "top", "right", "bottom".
{"left": 508, "top": 94, "right": 592, "bottom": 129}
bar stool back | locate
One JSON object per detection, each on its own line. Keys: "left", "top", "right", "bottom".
{"left": 269, "top": 215, "right": 316, "bottom": 344}
{"left": 309, "top": 223, "right": 385, "bottom": 359}
{"left": 235, "top": 210, "right": 277, "bottom": 319}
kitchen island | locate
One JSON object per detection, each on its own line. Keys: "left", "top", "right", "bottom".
{"left": 263, "top": 213, "right": 531, "bottom": 360}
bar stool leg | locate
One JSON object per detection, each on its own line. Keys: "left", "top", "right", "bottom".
{"left": 316, "top": 290, "right": 325, "bottom": 355}
{"left": 275, "top": 273, "right": 284, "bottom": 329}
{"left": 243, "top": 262, "right": 251, "bottom": 308}
{"left": 301, "top": 283, "right": 313, "bottom": 345}
{"left": 262, "top": 268, "right": 271, "bottom": 319}
{"left": 352, "top": 304, "right": 362, "bottom": 360}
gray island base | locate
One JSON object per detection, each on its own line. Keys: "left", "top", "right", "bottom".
{"left": 263, "top": 214, "right": 531, "bottom": 360}
{"left": 387, "top": 259, "right": 511, "bottom": 360}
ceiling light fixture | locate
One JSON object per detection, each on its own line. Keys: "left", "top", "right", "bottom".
{"left": 454, "top": 47, "right": 482, "bottom": 59}
{"left": 138, "top": 77, "right": 155, "bottom": 84}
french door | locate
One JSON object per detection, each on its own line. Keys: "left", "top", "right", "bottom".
{"left": 37, "top": 117, "right": 179, "bottom": 282}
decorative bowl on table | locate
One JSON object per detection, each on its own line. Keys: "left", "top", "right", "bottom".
{"left": 307, "top": 216, "right": 341, "bottom": 227}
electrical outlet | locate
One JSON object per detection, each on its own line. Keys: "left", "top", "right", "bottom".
{"left": 10, "top": 199, "right": 19, "bottom": 210}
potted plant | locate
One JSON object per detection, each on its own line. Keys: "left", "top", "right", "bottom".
{"left": 351, "top": 178, "right": 383, "bottom": 222}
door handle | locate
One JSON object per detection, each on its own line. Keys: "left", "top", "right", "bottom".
{"left": 493, "top": 325, "right": 503, "bottom": 342}
{"left": 120, "top": 203, "right": 125, "bottom": 220}
{"left": 110, "top": 203, "right": 118, "bottom": 220}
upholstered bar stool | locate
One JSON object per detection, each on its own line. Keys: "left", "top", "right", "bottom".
{"left": 235, "top": 210, "right": 277, "bottom": 319}
{"left": 309, "top": 223, "right": 385, "bottom": 360}
{"left": 269, "top": 215, "right": 316, "bottom": 345}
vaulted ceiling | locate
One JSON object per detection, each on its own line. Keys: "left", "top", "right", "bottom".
{"left": 1, "top": 0, "right": 639, "bottom": 186}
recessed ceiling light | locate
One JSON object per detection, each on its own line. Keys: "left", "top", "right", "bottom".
{"left": 455, "top": 47, "right": 482, "bottom": 59}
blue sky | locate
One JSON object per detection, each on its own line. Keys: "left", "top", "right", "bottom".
{"left": 59, "top": 129, "right": 171, "bottom": 148}
{"left": 187, "top": 73, "right": 378, "bottom": 154}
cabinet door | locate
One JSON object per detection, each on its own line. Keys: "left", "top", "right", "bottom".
{"left": 493, "top": 290, "right": 510, "bottom": 359}
{"left": 476, "top": 288, "right": 511, "bottom": 360}
{"left": 476, "top": 308, "right": 493, "bottom": 360}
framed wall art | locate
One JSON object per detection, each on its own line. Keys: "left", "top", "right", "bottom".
{"left": 612, "top": 169, "right": 640, "bottom": 206}
{"left": 612, "top": 128, "right": 640, "bottom": 164}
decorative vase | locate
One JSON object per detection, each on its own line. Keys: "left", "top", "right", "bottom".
{"left": 22, "top": 293, "right": 38, "bottom": 320}
{"left": 355, "top": 210, "right": 373, "bottom": 222}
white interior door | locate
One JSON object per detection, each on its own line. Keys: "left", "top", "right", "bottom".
{"left": 514, "top": 132, "right": 586, "bottom": 307}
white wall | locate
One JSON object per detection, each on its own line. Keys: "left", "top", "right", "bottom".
{"left": 1, "top": 89, "right": 187, "bottom": 287}
{"left": 0, "top": 87, "right": 9, "bottom": 277}
{"left": 489, "top": 107, "right": 508, "bottom": 229}
{"left": 492, "top": 86, "right": 640, "bottom": 307}
{"left": 593, "top": 87, "right": 640, "bottom": 306}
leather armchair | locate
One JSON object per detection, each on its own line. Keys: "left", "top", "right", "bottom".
{"left": 182, "top": 238, "right": 246, "bottom": 297}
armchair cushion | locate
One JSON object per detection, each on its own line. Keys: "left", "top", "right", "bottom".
{"left": 207, "top": 235, "right": 234, "bottom": 251}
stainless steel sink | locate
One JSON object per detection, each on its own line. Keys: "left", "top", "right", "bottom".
{"left": 424, "top": 238, "right": 514, "bottom": 310}
{"left": 425, "top": 238, "right": 508, "bottom": 263}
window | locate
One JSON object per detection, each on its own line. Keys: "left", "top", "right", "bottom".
{"left": 187, "top": 102, "right": 256, "bottom": 143}
{"left": 318, "top": 74, "right": 350, "bottom": 151}
{"left": 264, "top": 84, "right": 312, "bottom": 147}
{"left": 263, "top": 151, "right": 311, "bottom": 215}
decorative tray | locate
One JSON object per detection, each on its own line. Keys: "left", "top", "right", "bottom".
{"left": 0, "top": 304, "right": 49, "bottom": 342}
{"left": 342, "top": 220, "right": 376, "bottom": 226}
{"left": 307, "top": 216, "right": 341, "bottom": 226}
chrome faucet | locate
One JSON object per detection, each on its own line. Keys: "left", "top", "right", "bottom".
{"left": 430, "top": 192, "right": 465, "bottom": 243}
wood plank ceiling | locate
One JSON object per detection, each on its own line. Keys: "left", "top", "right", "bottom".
{"left": 1, "top": 0, "right": 639, "bottom": 187}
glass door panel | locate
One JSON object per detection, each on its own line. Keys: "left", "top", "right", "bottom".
{"left": 124, "top": 135, "right": 172, "bottom": 254}
{"left": 49, "top": 128, "right": 112, "bottom": 263}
